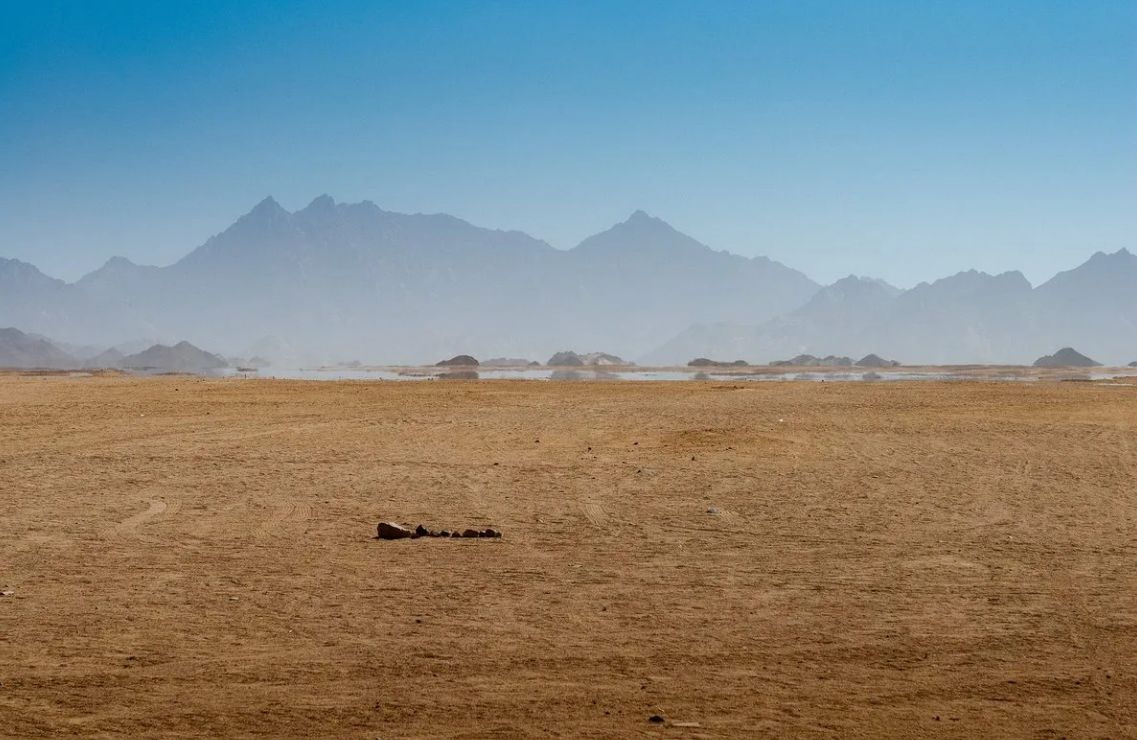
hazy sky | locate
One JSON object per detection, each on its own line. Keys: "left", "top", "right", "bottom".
{"left": 2, "top": 0, "right": 1134, "bottom": 287}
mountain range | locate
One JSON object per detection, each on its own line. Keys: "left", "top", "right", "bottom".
{"left": 646, "top": 249, "right": 1137, "bottom": 366}
{"left": 1, "top": 195, "right": 1134, "bottom": 366}
{"left": 0, "top": 196, "right": 816, "bottom": 364}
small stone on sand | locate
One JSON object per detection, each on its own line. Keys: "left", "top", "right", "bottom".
{"left": 376, "top": 522, "right": 413, "bottom": 540}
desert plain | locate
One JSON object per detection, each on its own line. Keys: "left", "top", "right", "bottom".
{"left": 1, "top": 373, "right": 1136, "bottom": 737}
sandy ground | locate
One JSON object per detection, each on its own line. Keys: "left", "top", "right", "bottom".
{"left": 1, "top": 374, "right": 1136, "bottom": 738}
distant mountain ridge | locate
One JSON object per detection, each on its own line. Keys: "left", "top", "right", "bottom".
{"left": 0, "top": 327, "right": 77, "bottom": 369}
{"left": 1, "top": 197, "right": 1134, "bottom": 365}
{"left": 0, "top": 196, "right": 818, "bottom": 364}
{"left": 646, "top": 250, "right": 1137, "bottom": 366}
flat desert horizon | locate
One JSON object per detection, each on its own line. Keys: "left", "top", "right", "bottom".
{"left": 2, "top": 373, "right": 1135, "bottom": 737}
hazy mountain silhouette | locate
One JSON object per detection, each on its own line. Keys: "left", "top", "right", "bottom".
{"left": 2, "top": 198, "right": 1134, "bottom": 365}
{"left": 648, "top": 251, "right": 1136, "bottom": 366}
{"left": 646, "top": 275, "right": 901, "bottom": 364}
{"left": 0, "top": 327, "right": 77, "bottom": 369}
{"left": 121, "top": 341, "right": 229, "bottom": 373}
{"left": 1032, "top": 249, "right": 1137, "bottom": 362}
{"left": 0, "top": 196, "right": 817, "bottom": 364}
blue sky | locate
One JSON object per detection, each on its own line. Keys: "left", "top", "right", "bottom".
{"left": 1, "top": 0, "right": 1134, "bottom": 286}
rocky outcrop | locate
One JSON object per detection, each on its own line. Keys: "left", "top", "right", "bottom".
{"left": 547, "top": 350, "right": 628, "bottom": 366}
{"left": 769, "top": 354, "right": 853, "bottom": 367}
{"left": 547, "top": 351, "right": 584, "bottom": 366}
{"left": 121, "top": 341, "right": 228, "bottom": 373}
{"left": 1033, "top": 347, "right": 1101, "bottom": 368}
{"left": 376, "top": 522, "right": 413, "bottom": 540}
{"left": 436, "top": 355, "right": 479, "bottom": 367}
{"left": 855, "top": 354, "right": 900, "bottom": 368}
{"left": 688, "top": 358, "right": 748, "bottom": 367}
{"left": 376, "top": 521, "right": 501, "bottom": 540}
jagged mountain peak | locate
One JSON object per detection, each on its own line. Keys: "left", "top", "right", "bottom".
{"left": 910, "top": 268, "right": 1032, "bottom": 295}
{"left": 221, "top": 196, "right": 292, "bottom": 235}
{"left": 1, "top": 256, "right": 48, "bottom": 274}
{"left": 829, "top": 274, "right": 900, "bottom": 293}
{"left": 793, "top": 274, "right": 900, "bottom": 318}
{"left": 573, "top": 211, "right": 709, "bottom": 255}
{"left": 304, "top": 194, "right": 336, "bottom": 211}
{"left": 1079, "top": 247, "right": 1136, "bottom": 271}
{"left": 0, "top": 257, "right": 64, "bottom": 286}
{"left": 1038, "top": 247, "right": 1137, "bottom": 295}
{"left": 248, "top": 195, "right": 286, "bottom": 217}
{"left": 103, "top": 256, "right": 137, "bottom": 268}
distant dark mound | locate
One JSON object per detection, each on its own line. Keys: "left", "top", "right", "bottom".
{"left": 689, "top": 357, "right": 751, "bottom": 368}
{"left": 0, "top": 327, "right": 77, "bottom": 369}
{"left": 548, "top": 351, "right": 629, "bottom": 367}
{"left": 1033, "top": 347, "right": 1101, "bottom": 368}
{"left": 1130, "top": 361, "right": 1137, "bottom": 368}
{"left": 122, "top": 341, "right": 229, "bottom": 373}
{"left": 481, "top": 357, "right": 533, "bottom": 367}
{"left": 435, "top": 355, "right": 479, "bottom": 367}
{"left": 584, "top": 352, "right": 628, "bottom": 366}
{"left": 855, "top": 354, "right": 900, "bottom": 368}
{"left": 548, "top": 351, "right": 585, "bottom": 366}
{"left": 771, "top": 354, "right": 854, "bottom": 367}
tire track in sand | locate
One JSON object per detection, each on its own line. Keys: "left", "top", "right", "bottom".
{"left": 109, "top": 497, "right": 181, "bottom": 538}
{"left": 579, "top": 499, "right": 610, "bottom": 529}
{"left": 253, "top": 497, "right": 313, "bottom": 541}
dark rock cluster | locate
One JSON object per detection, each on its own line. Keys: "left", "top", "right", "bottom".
{"left": 688, "top": 357, "right": 749, "bottom": 367}
{"left": 435, "top": 354, "right": 479, "bottom": 367}
{"left": 855, "top": 353, "right": 901, "bottom": 368}
{"left": 547, "top": 350, "right": 628, "bottom": 366}
{"left": 769, "top": 354, "right": 853, "bottom": 367}
{"left": 376, "top": 521, "right": 501, "bottom": 540}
